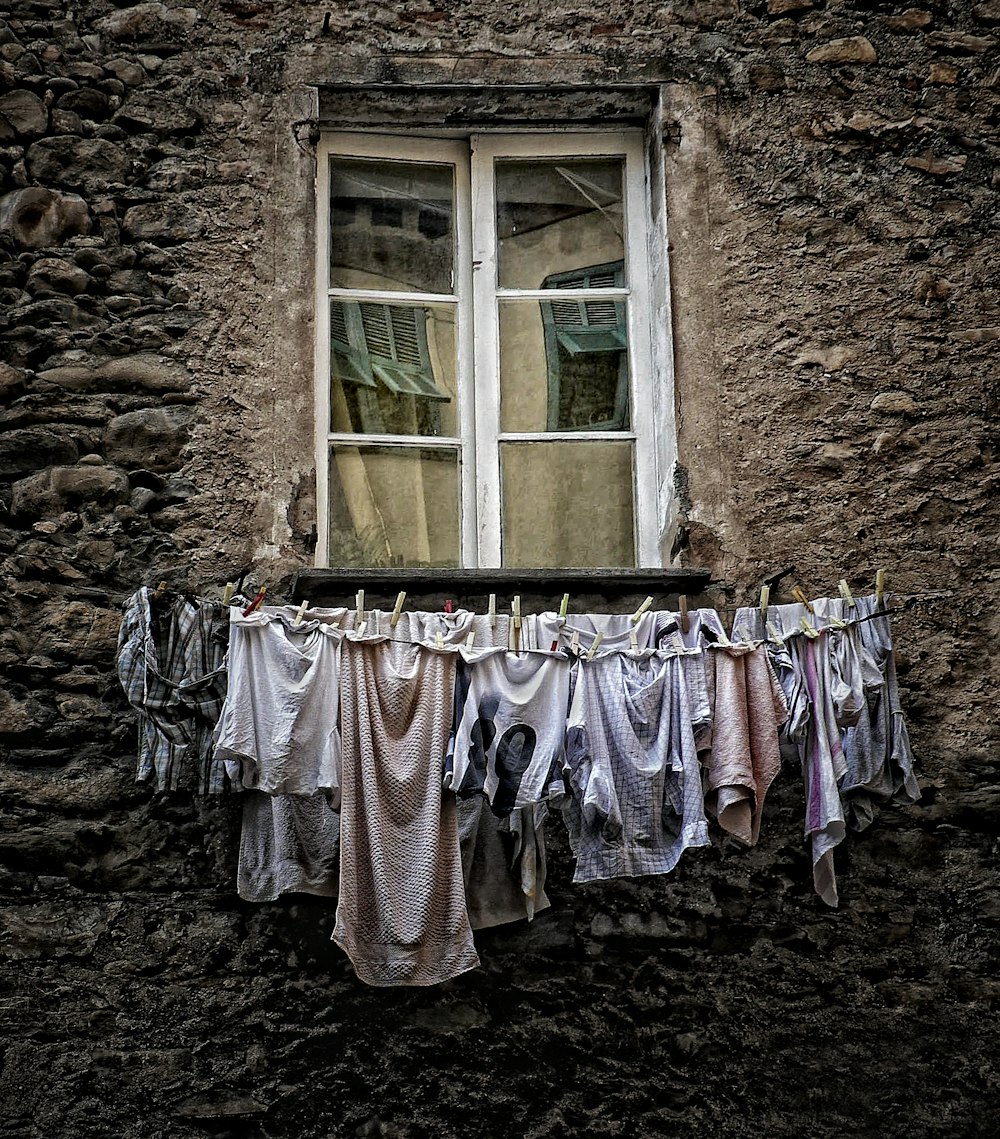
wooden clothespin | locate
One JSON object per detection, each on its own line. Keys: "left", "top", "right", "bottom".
{"left": 242, "top": 586, "right": 266, "bottom": 616}
{"left": 838, "top": 579, "right": 856, "bottom": 610}
{"left": 465, "top": 630, "right": 476, "bottom": 649}
{"left": 511, "top": 596, "right": 521, "bottom": 651}
{"left": 766, "top": 620, "right": 782, "bottom": 643}
{"left": 355, "top": 589, "right": 365, "bottom": 628}
{"left": 875, "top": 568, "right": 886, "bottom": 610}
{"left": 435, "top": 631, "right": 445, "bottom": 651}
{"left": 799, "top": 614, "right": 819, "bottom": 639}
{"left": 629, "top": 627, "right": 639, "bottom": 652}
{"left": 222, "top": 581, "right": 235, "bottom": 606}
{"left": 390, "top": 591, "right": 406, "bottom": 629}
{"left": 759, "top": 584, "right": 769, "bottom": 623}
{"left": 585, "top": 631, "right": 604, "bottom": 660}
{"left": 671, "top": 631, "right": 686, "bottom": 656}
{"left": 631, "top": 595, "right": 653, "bottom": 624}
{"left": 357, "top": 619, "right": 368, "bottom": 637}
{"left": 791, "top": 586, "right": 815, "bottom": 615}
{"left": 678, "top": 595, "right": 690, "bottom": 635}
{"left": 293, "top": 600, "right": 308, "bottom": 626}
{"left": 488, "top": 593, "right": 496, "bottom": 629}
{"left": 154, "top": 580, "right": 168, "bottom": 599}
{"left": 559, "top": 593, "right": 570, "bottom": 619}
{"left": 570, "top": 629, "right": 581, "bottom": 655}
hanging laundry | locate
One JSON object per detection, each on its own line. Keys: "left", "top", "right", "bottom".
{"left": 446, "top": 648, "right": 572, "bottom": 815}
{"left": 213, "top": 604, "right": 348, "bottom": 798}
{"left": 237, "top": 790, "right": 341, "bottom": 902}
{"left": 653, "top": 607, "right": 729, "bottom": 751}
{"left": 333, "top": 636, "right": 479, "bottom": 986}
{"left": 116, "top": 586, "right": 228, "bottom": 794}
{"left": 701, "top": 642, "right": 788, "bottom": 846}
{"left": 561, "top": 648, "right": 709, "bottom": 883}
{"left": 522, "top": 610, "right": 657, "bottom": 654}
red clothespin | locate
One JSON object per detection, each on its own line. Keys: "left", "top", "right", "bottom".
{"left": 444, "top": 599, "right": 454, "bottom": 614}
{"left": 242, "top": 586, "right": 266, "bottom": 616}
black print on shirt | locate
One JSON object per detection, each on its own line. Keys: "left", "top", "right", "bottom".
{"left": 462, "top": 692, "right": 537, "bottom": 817}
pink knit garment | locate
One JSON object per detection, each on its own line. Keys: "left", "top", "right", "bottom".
{"left": 332, "top": 639, "right": 479, "bottom": 986}
{"left": 703, "top": 644, "right": 788, "bottom": 846}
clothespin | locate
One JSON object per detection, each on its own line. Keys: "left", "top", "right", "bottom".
{"left": 511, "top": 596, "right": 521, "bottom": 652}
{"left": 390, "top": 591, "right": 406, "bottom": 629}
{"left": 465, "top": 630, "right": 476, "bottom": 649}
{"left": 444, "top": 599, "right": 453, "bottom": 614}
{"left": 828, "top": 613, "right": 848, "bottom": 630}
{"left": 559, "top": 593, "right": 570, "bottom": 619}
{"left": 766, "top": 620, "right": 782, "bottom": 643}
{"left": 355, "top": 589, "right": 365, "bottom": 627}
{"left": 759, "top": 585, "right": 769, "bottom": 623}
{"left": 678, "top": 596, "right": 690, "bottom": 635}
{"left": 791, "top": 587, "right": 815, "bottom": 615}
{"left": 154, "top": 580, "right": 168, "bottom": 599}
{"left": 717, "top": 626, "right": 733, "bottom": 647}
{"left": 488, "top": 593, "right": 496, "bottom": 629}
{"left": 838, "top": 579, "right": 856, "bottom": 610}
{"left": 875, "top": 568, "right": 886, "bottom": 610}
{"left": 293, "top": 600, "right": 308, "bottom": 627}
{"left": 629, "top": 628, "right": 639, "bottom": 652}
{"left": 631, "top": 595, "right": 653, "bottom": 624}
{"left": 799, "top": 615, "right": 819, "bottom": 639}
{"left": 435, "top": 631, "right": 445, "bottom": 651}
{"left": 585, "top": 631, "right": 604, "bottom": 660}
{"left": 570, "top": 629, "right": 581, "bottom": 655}
{"left": 242, "top": 586, "right": 266, "bottom": 616}
{"left": 357, "top": 619, "right": 368, "bottom": 637}
{"left": 222, "top": 581, "right": 235, "bottom": 606}
{"left": 671, "top": 631, "right": 686, "bottom": 655}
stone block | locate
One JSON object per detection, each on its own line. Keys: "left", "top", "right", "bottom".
{"left": 104, "top": 406, "right": 194, "bottom": 471}
{"left": 903, "top": 152, "right": 967, "bottom": 175}
{"left": 95, "top": 3, "right": 200, "bottom": 39}
{"left": 0, "top": 427, "right": 79, "bottom": 476}
{"left": 104, "top": 57, "right": 147, "bottom": 86}
{"left": 806, "top": 37, "right": 877, "bottom": 64}
{"left": 0, "top": 186, "right": 90, "bottom": 249}
{"left": 25, "top": 136, "right": 128, "bottom": 192}
{"left": 0, "top": 89, "right": 47, "bottom": 137}
{"left": 114, "top": 92, "right": 200, "bottom": 136}
{"left": 871, "top": 392, "right": 919, "bottom": 414}
{"left": 11, "top": 463, "right": 130, "bottom": 517}
{"left": 0, "top": 902, "right": 118, "bottom": 960}
{"left": 55, "top": 87, "right": 111, "bottom": 121}
{"left": 26, "top": 256, "right": 92, "bottom": 297}
{"left": 122, "top": 200, "right": 206, "bottom": 242}
{"left": 36, "top": 352, "right": 192, "bottom": 393}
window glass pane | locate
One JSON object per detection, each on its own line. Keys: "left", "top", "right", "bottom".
{"left": 329, "top": 445, "right": 459, "bottom": 567}
{"left": 499, "top": 294, "right": 630, "bottom": 432}
{"left": 329, "top": 158, "right": 454, "bottom": 294}
{"left": 330, "top": 300, "right": 458, "bottom": 437}
{"left": 501, "top": 441, "right": 634, "bottom": 568}
{"left": 495, "top": 158, "right": 625, "bottom": 290}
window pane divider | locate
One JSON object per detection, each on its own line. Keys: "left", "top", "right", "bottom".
{"left": 328, "top": 287, "right": 458, "bottom": 305}
{"left": 496, "top": 288, "right": 630, "bottom": 301}
{"left": 499, "top": 431, "right": 637, "bottom": 443}
{"left": 328, "top": 434, "right": 462, "bottom": 448}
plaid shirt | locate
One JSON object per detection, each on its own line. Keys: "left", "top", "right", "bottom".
{"left": 116, "top": 587, "right": 229, "bottom": 794}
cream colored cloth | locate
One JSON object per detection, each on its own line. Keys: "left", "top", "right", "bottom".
{"left": 332, "top": 638, "right": 479, "bottom": 986}
{"left": 703, "top": 643, "right": 788, "bottom": 846}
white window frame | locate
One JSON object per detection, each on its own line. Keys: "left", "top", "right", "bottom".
{"left": 315, "top": 129, "right": 660, "bottom": 569}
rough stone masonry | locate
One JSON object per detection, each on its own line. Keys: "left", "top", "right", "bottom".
{"left": 0, "top": 1, "right": 998, "bottom": 1137}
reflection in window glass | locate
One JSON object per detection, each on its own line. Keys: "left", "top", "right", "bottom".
{"left": 330, "top": 300, "right": 458, "bottom": 437}
{"left": 501, "top": 440, "right": 635, "bottom": 567}
{"left": 329, "top": 445, "right": 460, "bottom": 568}
{"left": 499, "top": 293, "right": 629, "bottom": 433}
{"left": 495, "top": 158, "right": 625, "bottom": 290}
{"left": 329, "top": 158, "right": 455, "bottom": 294}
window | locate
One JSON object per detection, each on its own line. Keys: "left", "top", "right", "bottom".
{"left": 315, "top": 131, "right": 662, "bottom": 570}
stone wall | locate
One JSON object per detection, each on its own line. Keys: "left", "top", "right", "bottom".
{"left": 1, "top": 1, "right": 998, "bottom": 1136}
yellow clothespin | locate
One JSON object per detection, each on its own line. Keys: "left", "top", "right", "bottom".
{"left": 838, "top": 579, "right": 856, "bottom": 610}
{"left": 631, "top": 595, "right": 653, "bottom": 624}
{"left": 293, "top": 600, "right": 308, "bottom": 626}
{"left": 585, "top": 631, "right": 604, "bottom": 661}
{"left": 488, "top": 593, "right": 496, "bottom": 629}
{"left": 828, "top": 614, "right": 848, "bottom": 630}
{"left": 559, "top": 593, "right": 570, "bottom": 619}
{"left": 435, "top": 631, "right": 444, "bottom": 651}
{"left": 876, "top": 568, "right": 886, "bottom": 609}
{"left": 759, "top": 584, "right": 769, "bottom": 623}
{"left": 390, "top": 591, "right": 406, "bottom": 629}
{"left": 222, "top": 581, "right": 235, "bottom": 606}
{"left": 679, "top": 595, "right": 690, "bottom": 635}
{"left": 799, "top": 615, "right": 819, "bottom": 639}
{"left": 766, "top": 620, "right": 782, "bottom": 643}
{"left": 791, "top": 587, "right": 815, "bottom": 615}
{"left": 355, "top": 589, "right": 365, "bottom": 627}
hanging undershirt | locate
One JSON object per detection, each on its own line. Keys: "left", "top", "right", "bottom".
{"left": 446, "top": 649, "right": 572, "bottom": 816}
{"left": 370, "top": 607, "right": 512, "bottom": 650}
{"left": 522, "top": 611, "right": 657, "bottom": 654}
{"left": 237, "top": 790, "right": 340, "bottom": 902}
{"left": 214, "top": 605, "right": 347, "bottom": 799}
{"left": 702, "top": 642, "right": 788, "bottom": 846}
{"left": 333, "top": 637, "right": 479, "bottom": 987}
{"left": 562, "top": 649, "right": 709, "bottom": 883}
{"left": 652, "top": 607, "right": 729, "bottom": 748}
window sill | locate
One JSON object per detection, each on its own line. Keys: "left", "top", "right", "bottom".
{"left": 292, "top": 566, "right": 711, "bottom": 610}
